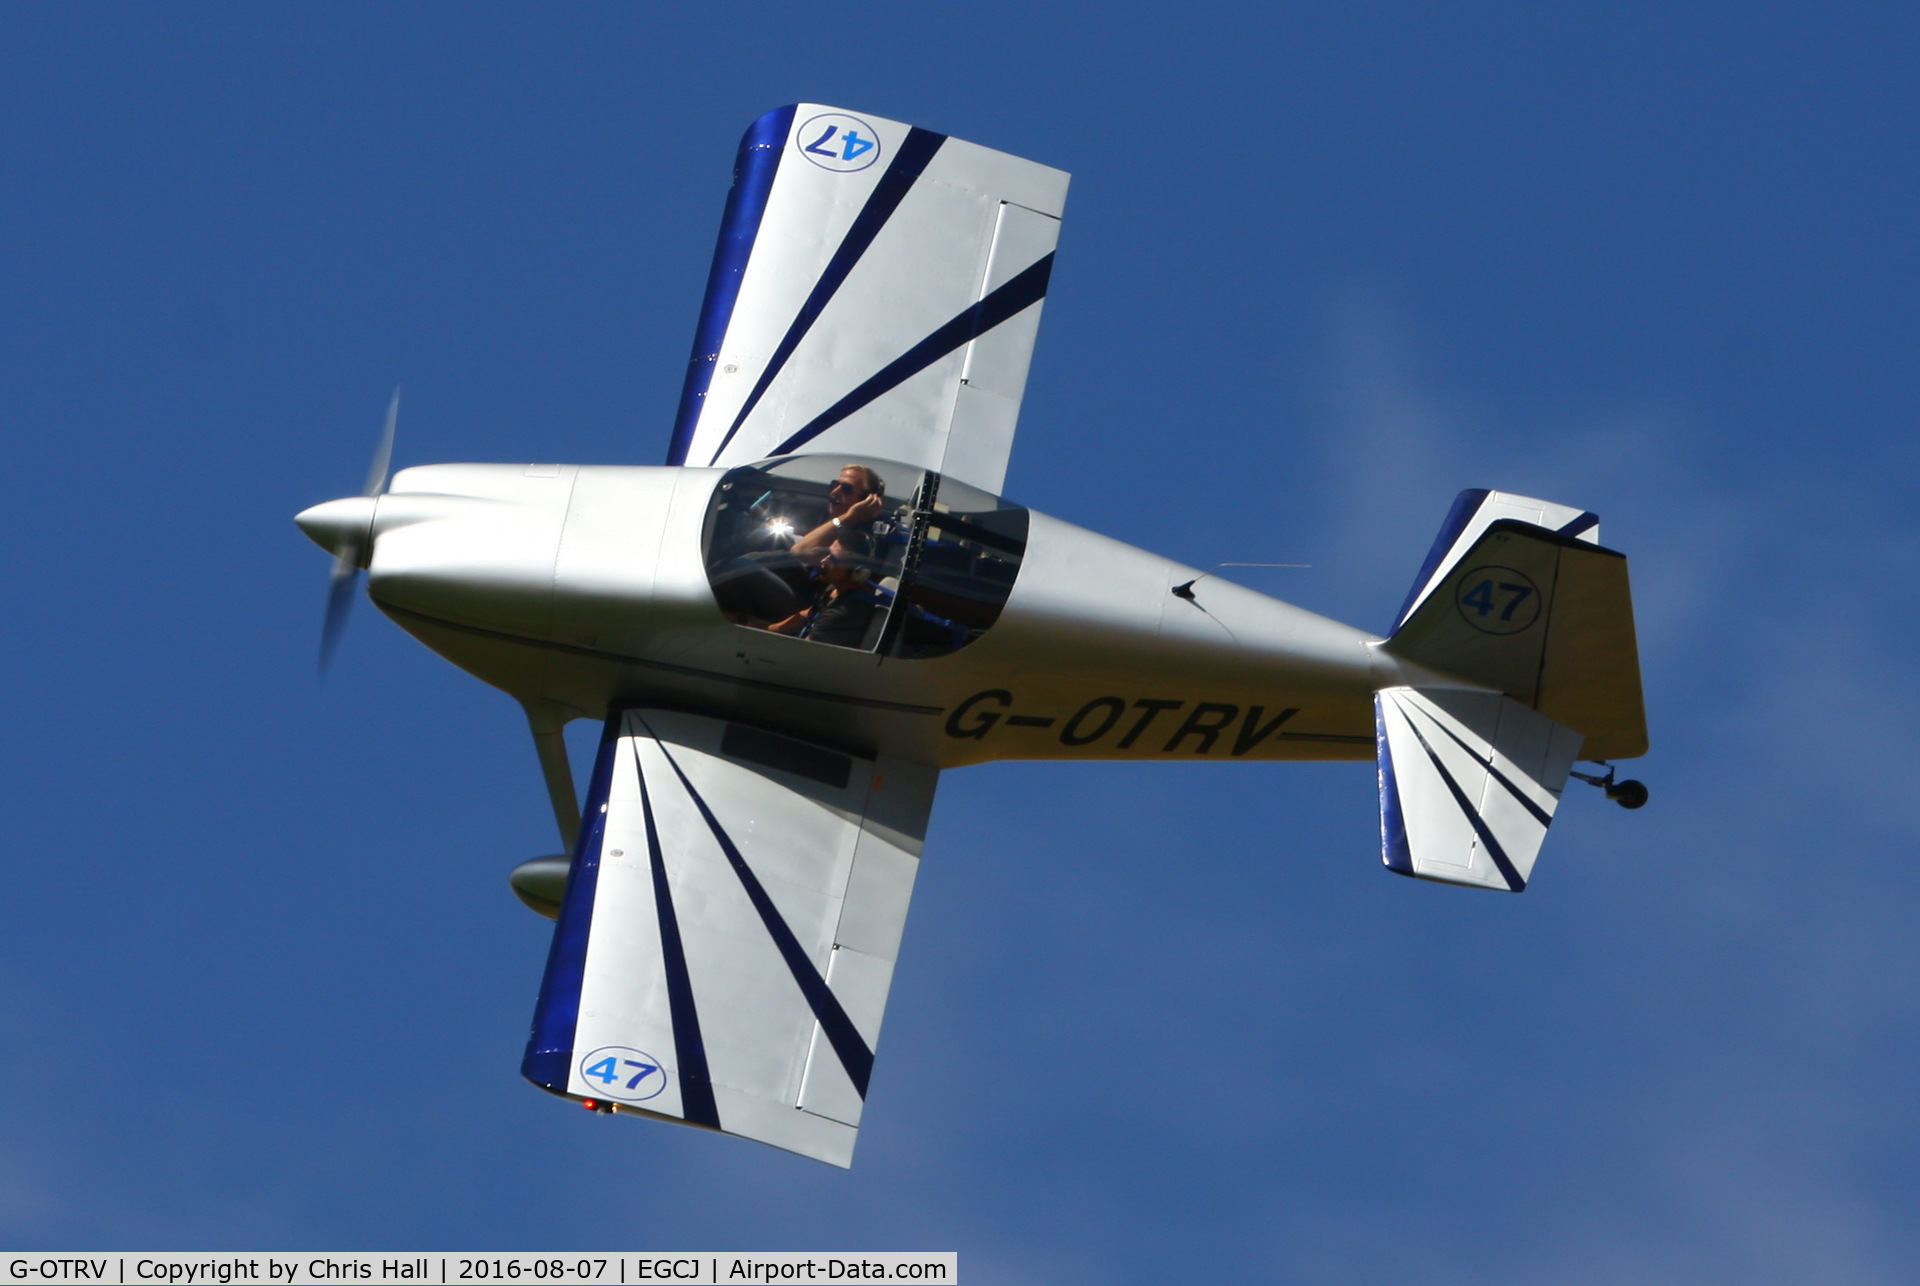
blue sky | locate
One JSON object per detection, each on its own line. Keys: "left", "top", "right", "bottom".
{"left": 2, "top": 3, "right": 1916, "bottom": 1279}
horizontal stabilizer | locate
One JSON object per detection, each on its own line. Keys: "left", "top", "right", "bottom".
{"left": 1375, "top": 685, "right": 1583, "bottom": 891}
{"left": 523, "top": 708, "right": 938, "bottom": 1167}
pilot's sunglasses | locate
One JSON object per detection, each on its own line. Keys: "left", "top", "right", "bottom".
{"left": 828, "top": 480, "right": 858, "bottom": 493}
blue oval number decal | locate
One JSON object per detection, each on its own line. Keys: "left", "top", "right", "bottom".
{"left": 795, "top": 112, "right": 883, "bottom": 173}
{"left": 1454, "top": 565, "right": 1541, "bottom": 634}
{"left": 578, "top": 1044, "right": 668, "bottom": 1102}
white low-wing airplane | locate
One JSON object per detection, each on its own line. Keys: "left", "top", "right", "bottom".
{"left": 297, "top": 105, "right": 1648, "bottom": 1168}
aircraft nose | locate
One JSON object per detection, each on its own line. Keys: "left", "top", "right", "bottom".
{"left": 295, "top": 496, "right": 377, "bottom": 561}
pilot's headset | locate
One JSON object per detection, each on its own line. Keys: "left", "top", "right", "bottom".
{"left": 843, "top": 464, "right": 894, "bottom": 535}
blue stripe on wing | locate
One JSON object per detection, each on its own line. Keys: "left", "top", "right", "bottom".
{"left": 1406, "top": 701, "right": 1555, "bottom": 828}
{"left": 643, "top": 723, "right": 876, "bottom": 1099}
{"left": 1397, "top": 708, "right": 1527, "bottom": 891}
{"left": 771, "top": 252, "right": 1055, "bottom": 458}
{"left": 636, "top": 742, "right": 721, "bottom": 1127}
{"left": 667, "top": 105, "right": 796, "bottom": 466}
{"left": 522, "top": 713, "right": 624, "bottom": 1093}
{"left": 705, "top": 128, "right": 949, "bottom": 465}
{"left": 1375, "top": 695, "right": 1415, "bottom": 876}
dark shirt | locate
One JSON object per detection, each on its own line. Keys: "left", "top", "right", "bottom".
{"left": 804, "top": 586, "right": 882, "bottom": 648}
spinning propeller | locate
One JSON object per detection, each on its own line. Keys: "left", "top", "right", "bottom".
{"left": 298, "top": 388, "right": 398, "bottom": 676}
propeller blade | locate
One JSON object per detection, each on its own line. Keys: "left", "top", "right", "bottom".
{"left": 319, "top": 553, "right": 360, "bottom": 678}
{"left": 363, "top": 386, "right": 399, "bottom": 497}
{"left": 318, "top": 389, "right": 399, "bottom": 679}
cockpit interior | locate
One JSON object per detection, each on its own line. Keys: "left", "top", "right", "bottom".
{"left": 702, "top": 455, "right": 1029, "bottom": 659}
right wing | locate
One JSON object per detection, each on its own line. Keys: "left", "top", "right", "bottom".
{"left": 522, "top": 709, "right": 938, "bottom": 1168}
{"left": 665, "top": 104, "right": 1069, "bottom": 495}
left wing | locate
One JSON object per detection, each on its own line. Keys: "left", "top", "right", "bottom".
{"left": 522, "top": 709, "right": 938, "bottom": 1167}
{"left": 665, "top": 104, "right": 1070, "bottom": 495}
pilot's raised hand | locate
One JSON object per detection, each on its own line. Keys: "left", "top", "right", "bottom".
{"left": 845, "top": 491, "right": 885, "bottom": 524}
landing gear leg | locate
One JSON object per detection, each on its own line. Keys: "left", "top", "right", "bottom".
{"left": 523, "top": 700, "right": 583, "bottom": 850}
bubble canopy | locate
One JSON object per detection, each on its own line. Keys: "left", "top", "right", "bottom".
{"left": 702, "top": 455, "right": 1029, "bottom": 659}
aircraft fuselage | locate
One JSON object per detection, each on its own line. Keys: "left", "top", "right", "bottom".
{"left": 323, "top": 459, "right": 1414, "bottom": 767}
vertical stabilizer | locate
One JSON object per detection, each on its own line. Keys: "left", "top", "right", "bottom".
{"left": 1393, "top": 489, "right": 1600, "bottom": 632}
{"left": 1384, "top": 490, "right": 1647, "bottom": 761}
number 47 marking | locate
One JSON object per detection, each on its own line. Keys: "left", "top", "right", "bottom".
{"left": 804, "top": 124, "right": 874, "bottom": 162}
{"left": 1461, "top": 578, "right": 1534, "bottom": 621}
{"left": 804, "top": 124, "right": 840, "bottom": 157}
{"left": 584, "top": 1056, "right": 659, "bottom": 1089}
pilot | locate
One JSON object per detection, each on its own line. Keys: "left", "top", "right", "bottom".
{"left": 768, "top": 529, "right": 885, "bottom": 648}
{"left": 792, "top": 464, "right": 887, "bottom": 553}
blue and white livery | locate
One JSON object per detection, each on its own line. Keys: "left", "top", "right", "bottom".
{"left": 526, "top": 709, "right": 934, "bottom": 1167}
{"left": 667, "top": 103, "right": 1067, "bottom": 495}
{"left": 296, "top": 106, "right": 1650, "bottom": 1167}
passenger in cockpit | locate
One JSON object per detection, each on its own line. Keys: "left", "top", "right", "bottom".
{"left": 768, "top": 529, "right": 885, "bottom": 648}
{"left": 792, "top": 464, "right": 887, "bottom": 554}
